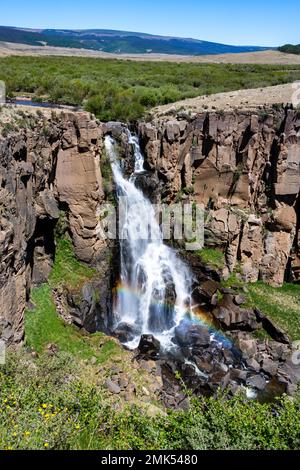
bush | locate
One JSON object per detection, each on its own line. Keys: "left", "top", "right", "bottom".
{"left": 1, "top": 56, "right": 300, "bottom": 122}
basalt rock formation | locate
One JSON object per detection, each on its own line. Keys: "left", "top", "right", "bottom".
{"left": 0, "top": 109, "right": 111, "bottom": 344}
{"left": 1, "top": 106, "right": 299, "bottom": 403}
{"left": 139, "top": 108, "right": 300, "bottom": 287}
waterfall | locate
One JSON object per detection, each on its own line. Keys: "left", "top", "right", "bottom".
{"left": 105, "top": 133, "right": 193, "bottom": 349}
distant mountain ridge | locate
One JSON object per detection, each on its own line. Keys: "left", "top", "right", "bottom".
{"left": 0, "top": 25, "right": 272, "bottom": 55}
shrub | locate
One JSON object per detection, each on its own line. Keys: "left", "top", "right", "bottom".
{"left": 1, "top": 56, "right": 300, "bottom": 122}
{"left": 1, "top": 351, "right": 300, "bottom": 450}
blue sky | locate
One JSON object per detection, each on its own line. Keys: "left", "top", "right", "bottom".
{"left": 0, "top": 0, "right": 299, "bottom": 47}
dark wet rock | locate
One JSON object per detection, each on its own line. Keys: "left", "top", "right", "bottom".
{"left": 246, "top": 357, "right": 261, "bottom": 372}
{"left": 247, "top": 375, "right": 267, "bottom": 391}
{"left": 192, "top": 279, "right": 221, "bottom": 304}
{"left": 261, "top": 378, "right": 287, "bottom": 401}
{"left": 174, "top": 319, "right": 211, "bottom": 348}
{"left": 211, "top": 370, "right": 231, "bottom": 388}
{"left": 230, "top": 368, "right": 248, "bottom": 383}
{"left": 181, "top": 362, "right": 198, "bottom": 378}
{"left": 64, "top": 280, "right": 105, "bottom": 333}
{"left": 182, "top": 252, "right": 222, "bottom": 283}
{"left": 104, "top": 121, "right": 128, "bottom": 142}
{"left": 134, "top": 172, "right": 161, "bottom": 203}
{"left": 222, "top": 348, "right": 236, "bottom": 365}
{"left": 138, "top": 335, "right": 161, "bottom": 359}
{"left": 212, "top": 295, "right": 259, "bottom": 331}
{"left": 113, "top": 322, "right": 140, "bottom": 343}
{"left": 194, "top": 357, "right": 214, "bottom": 374}
{"left": 255, "top": 309, "right": 290, "bottom": 344}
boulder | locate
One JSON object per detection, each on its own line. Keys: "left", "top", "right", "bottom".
{"left": 255, "top": 309, "right": 290, "bottom": 344}
{"left": 234, "top": 295, "right": 246, "bottom": 306}
{"left": 105, "top": 379, "right": 121, "bottom": 395}
{"left": 212, "top": 295, "right": 259, "bottom": 331}
{"left": 192, "top": 279, "right": 221, "bottom": 304}
{"left": 230, "top": 368, "right": 248, "bottom": 383}
{"left": 261, "top": 358, "right": 278, "bottom": 377}
{"left": 247, "top": 375, "right": 266, "bottom": 391}
{"left": 238, "top": 338, "right": 257, "bottom": 359}
{"left": 174, "top": 319, "right": 211, "bottom": 348}
{"left": 113, "top": 322, "right": 140, "bottom": 344}
{"left": 246, "top": 358, "right": 260, "bottom": 372}
{"left": 138, "top": 335, "right": 161, "bottom": 359}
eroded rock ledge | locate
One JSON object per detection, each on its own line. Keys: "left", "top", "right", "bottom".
{"left": 139, "top": 108, "right": 300, "bottom": 286}
{"left": 0, "top": 109, "right": 110, "bottom": 344}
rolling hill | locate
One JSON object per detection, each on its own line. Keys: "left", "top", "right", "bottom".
{"left": 0, "top": 25, "right": 271, "bottom": 55}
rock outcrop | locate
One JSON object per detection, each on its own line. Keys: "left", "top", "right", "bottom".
{"left": 139, "top": 108, "right": 300, "bottom": 286}
{"left": 0, "top": 108, "right": 109, "bottom": 344}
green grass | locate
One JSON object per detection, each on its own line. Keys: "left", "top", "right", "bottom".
{"left": 247, "top": 282, "right": 300, "bottom": 341}
{"left": 49, "top": 238, "right": 96, "bottom": 290}
{"left": 1, "top": 350, "right": 300, "bottom": 450}
{"left": 196, "top": 247, "right": 226, "bottom": 270}
{"left": 1, "top": 56, "right": 300, "bottom": 121}
{"left": 198, "top": 246, "right": 300, "bottom": 341}
{"left": 25, "top": 237, "right": 120, "bottom": 361}
{"left": 25, "top": 284, "right": 119, "bottom": 362}
{"left": 222, "top": 273, "right": 300, "bottom": 341}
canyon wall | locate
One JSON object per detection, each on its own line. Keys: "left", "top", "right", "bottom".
{"left": 1, "top": 106, "right": 300, "bottom": 346}
{"left": 139, "top": 108, "right": 300, "bottom": 286}
{"left": 0, "top": 109, "right": 109, "bottom": 344}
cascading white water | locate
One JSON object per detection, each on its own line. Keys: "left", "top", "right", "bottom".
{"left": 105, "top": 133, "right": 193, "bottom": 349}
{"left": 128, "top": 133, "right": 145, "bottom": 174}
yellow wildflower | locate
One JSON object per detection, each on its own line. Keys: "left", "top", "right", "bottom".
{"left": 44, "top": 443, "right": 49, "bottom": 449}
